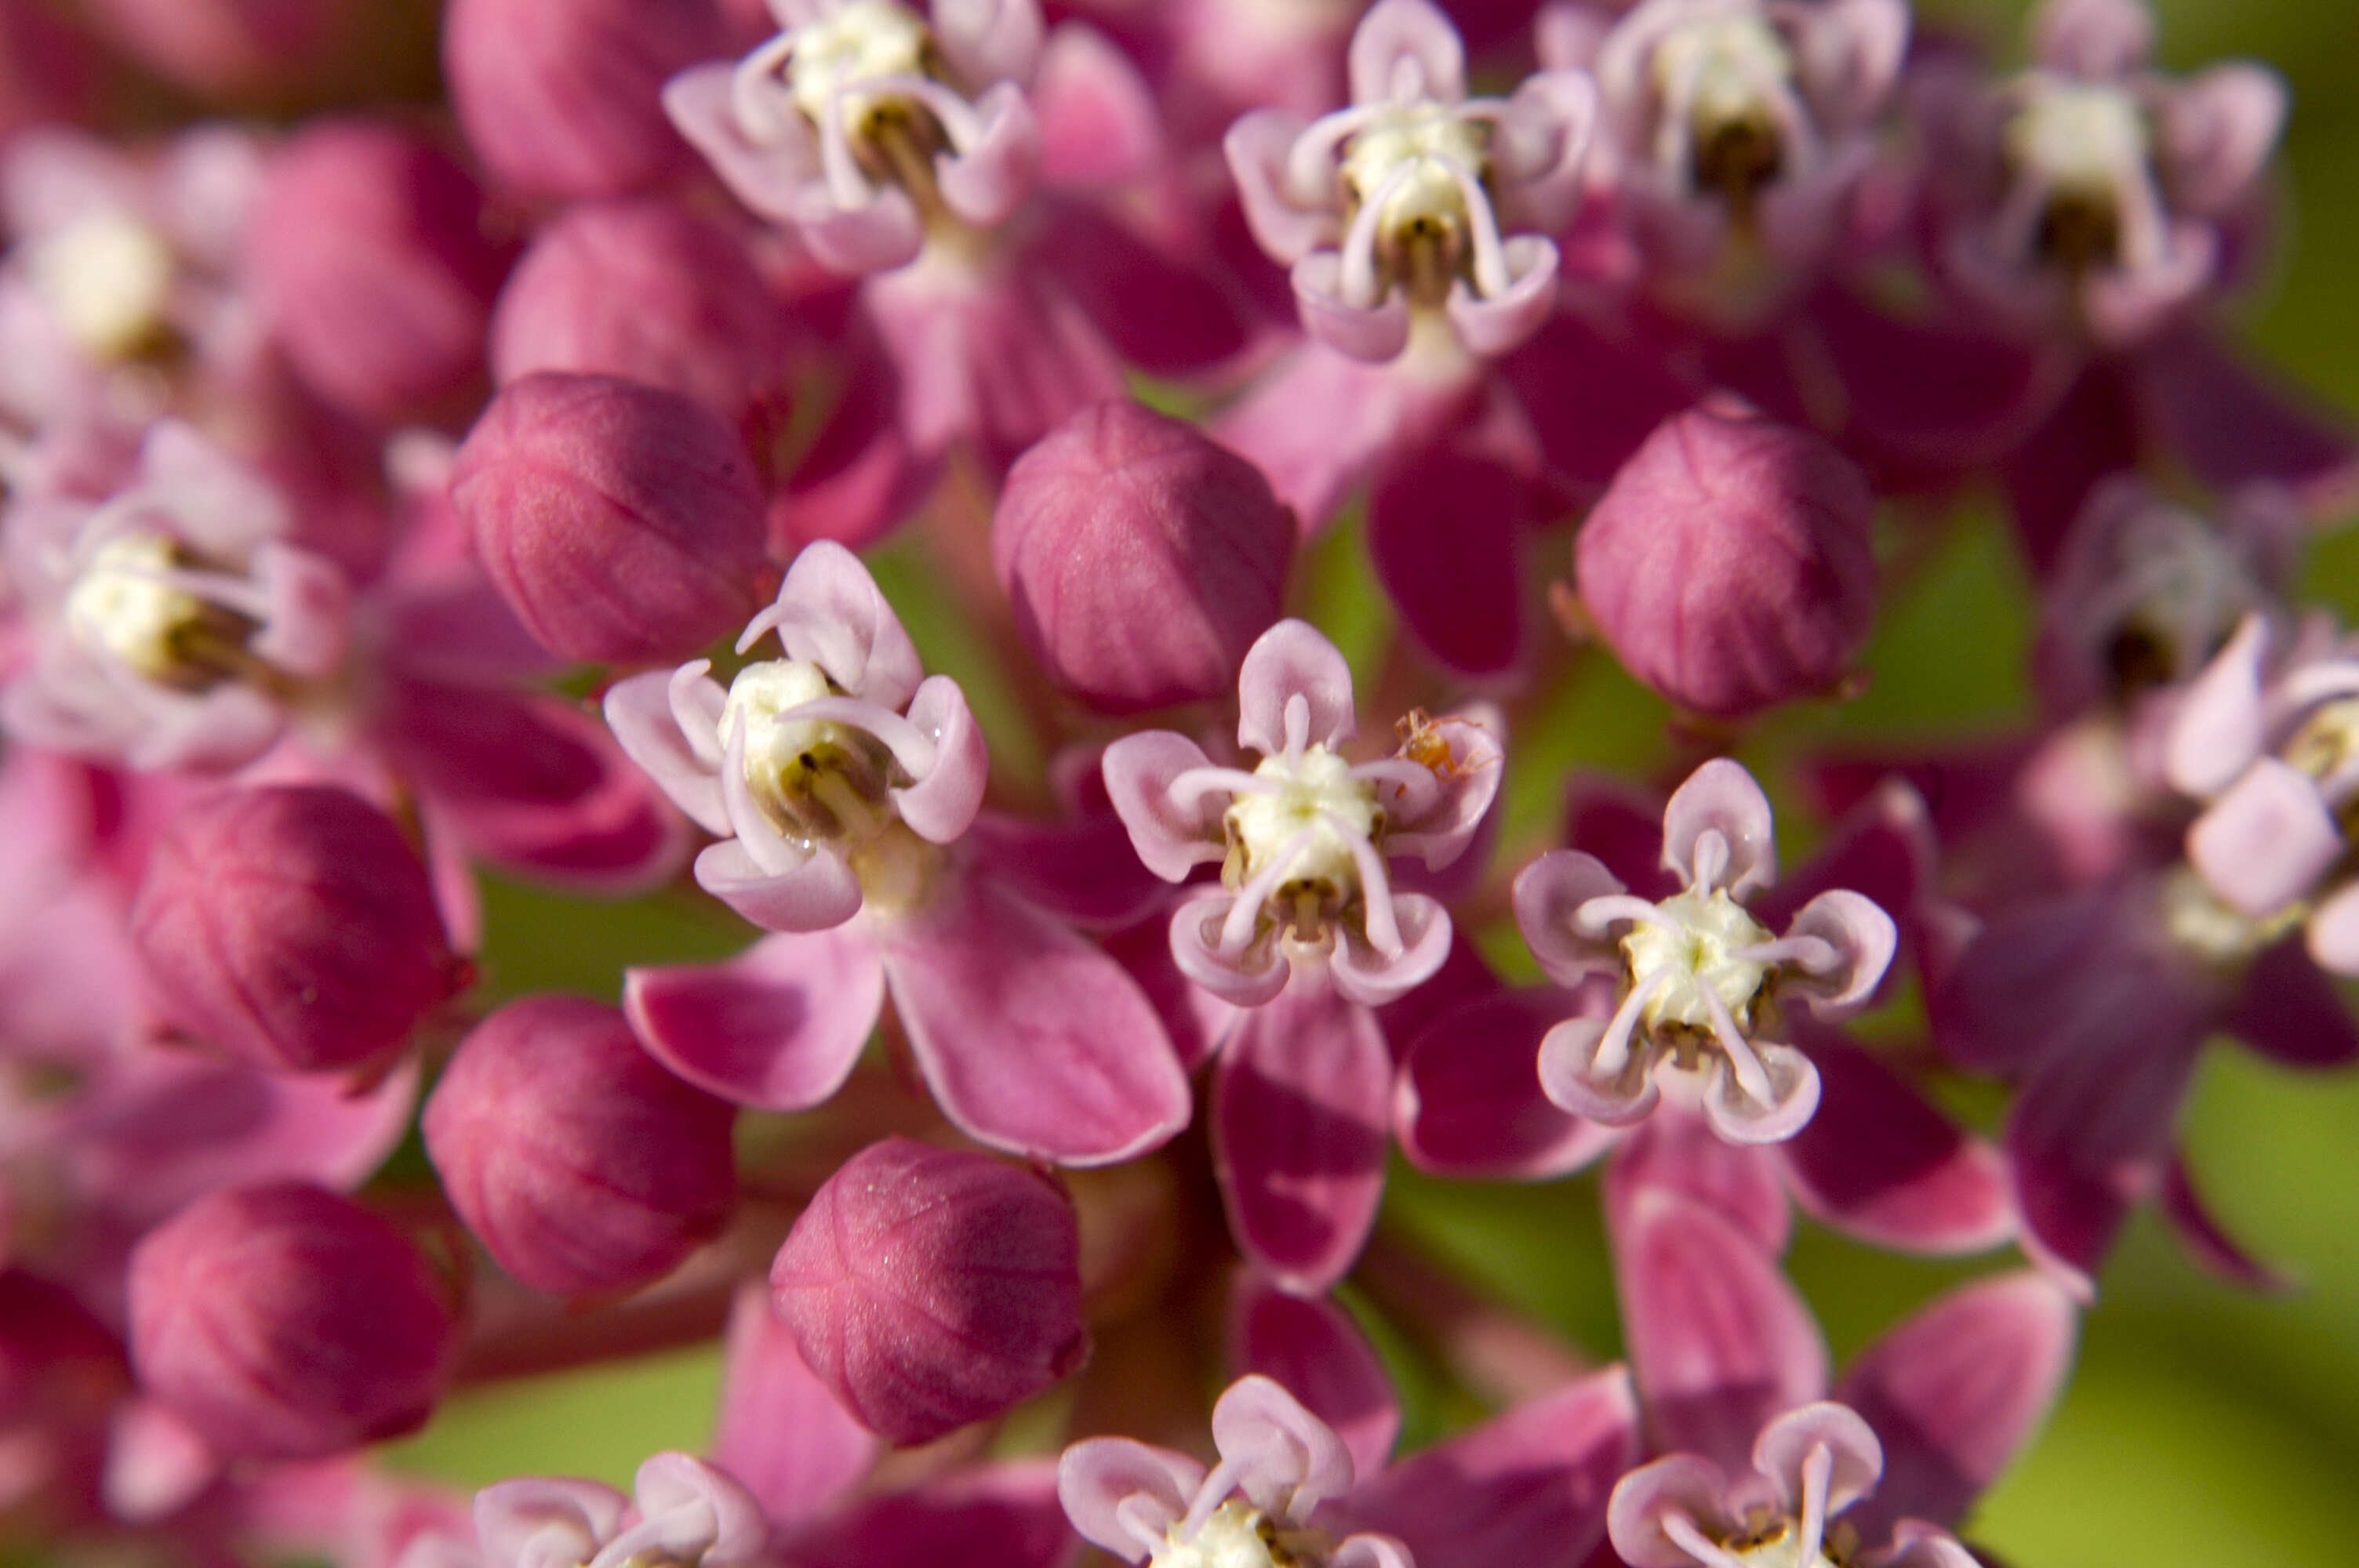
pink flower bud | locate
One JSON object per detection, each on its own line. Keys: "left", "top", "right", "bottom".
{"left": 130, "top": 786, "right": 459, "bottom": 1075}
{"left": 769, "top": 1138, "right": 1086, "bottom": 1445}
{"left": 993, "top": 401, "right": 1292, "bottom": 713}
{"left": 450, "top": 371, "right": 769, "bottom": 664}
{"left": 0, "top": 0, "right": 97, "bottom": 143}
{"left": 127, "top": 1182, "right": 457, "bottom": 1460}
{"left": 245, "top": 119, "right": 514, "bottom": 426}
{"left": 445, "top": 0, "right": 727, "bottom": 200}
{"left": 81, "top": 0, "right": 355, "bottom": 98}
{"left": 488, "top": 198, "right": 792, "bottom": 429}
{"left": 423, "top": 995, "right": 737, "bottom": 1297}
{"left": 1576, "top": 405, "right": 1877, "bottom": 719}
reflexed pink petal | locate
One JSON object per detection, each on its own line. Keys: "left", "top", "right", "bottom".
{"left": 763, "top": 539, "right": 925, "bottom": 710}
{"left": 1612, "top": 1189, "right": 1828, "bottom": 1473}
{"left": 1753, "top": 1402, "right": 1881, "bottom": 1519}
{"left": 1057, "top": 1438, "right": 1201, "bottom": 1561}
{"left": 2306, "top": 880, "right": 2359, "bottom": 978}
{"left": 2186, "top": 757, "right": 2341, "bottom": 918}
{"left": 693, "top": 837, "right": 866, "bottom": 932}
{"left": 1230, "top": 1274, "right": 1401, "bottom": 1479}
{"left": 1513, "top": 851, "right": 1629, "bottom": 985}
{"left": 1210, "top": 971, "right": 1391, "bottom": 1292}
{"left": 2162, "top": 64, "right": 2285, "bottom": 213}
{"left": 1605, "top": 1109, "right": 1790, "bottom": 1256}
{"left": 796, "top": 187, "right": 929, "bottom": 278}
{"left": 1491, "top": 71, "right": 1596, "bottom": 234}
{"left": 1661, "top": 758, "right": 1777, "bottom": 898}
{"left": 797, "top": 1460, "right": 1078, "bottom": 1568}
{"left": 878, "top": 871, "right": 1191, "bottom": 1166}
{"left": 1226, "top": 109, "right": 1332, "bottom": 266}
{"left": 1172, "top": 891, "right": 1292, "bottom": 1007}
{"left": 623, "top": 930, "right": 884, "bottom": 1110}
{"left": 1101, "top": 731, "right": 1227, "bottom": 882}
{"left": 1699, "top": 1042, "right": 1821, "bottom": 1145}
{"left": 936, "top": 84, "right": 1041, "bottom": 227}
{"left": 2032, "top": 0, "right": 2152, "bottom": 74}
{"left": 2130, "top": 327, "right": 2359, "bottom": 522}
{"left": 711, "top": 1283, "right": 878, "bottom": 1528}
{"left": 2226, "top": 934, "right": 2359, "bottom": 1066}
{"left": 2159, "top": 1153, "right": 2291, "bottom": 1291}
{"left": 892, "top": 675, "right": 989, "bottom": 844}
{"left": 246, "top": 543, "right": 351, "bottom": 679}
{"left": 1292, "top": 253, "right": 1412, "bottom": 363}
{"left": 602, "top": 666, "right": 729, "bottom": 837}
{"left": 1347, "top": 0, "right": 1466, "bottom": 107}
{"left": 475, "top": 1476, "right": 627, "bottom": 1568}
{"left": 1757, "top": 779, "right": 1933, "bottom": 967}
{"left": 597, "top": 1454, "right": 766, "bottom": 1568}
{"left": 1870, "top": 1524, "right": 1983, "bottom": 1568}
{"left": 1537, "top": 1014, "right": 1661, "bottom": 1127}
{"left": 1835, "top": 1272, "right": 2077, "bottom": 1535}
{"left": 1779, "top": 890, "right": 1898, "bottom": 1018}
{"left": 932, "top": 0, "right": 1044, "bottom": 87}
{"left": 1346, "top": 1366, "right": 1640, "bottom": 1568}
{"left": 2165, "top": 612, "right": 2270, "bottom": 799}
{"left": 1777, "top": 1039, "right": 2014, "bottom": 1256}
{"left": 1329, "top": 891, "right": 1454, "bottom": 1007}
{"left": 1444, "top": 238, "right": 1559, "bottom": 358}
{"left": 1211, "top": 1374, "right": 1357, "bottom": 1519}
{"left": 1032, "top": 23, "right": 1161, "bottom": 189}
{"left": 1605, "top": 1453, "right": 1737, "bottom": 1568}
{"left": 662, "top": 64, "right": 820, "bottom": 227}
{"left": 1237, "top": 619, "right": 1358, "bottom": 755}
{"left": 1331, "top": 1537, "right": 1413, "bottom": 1568}
{"left": 1797, "top": 0, "right": 1910, "bottom": 131}
{"left": 1365, "top": 401, "right": 1534, "bottom": 676}
{"left": 1397, "top": 987, "right": 1620, "bottom": 1179}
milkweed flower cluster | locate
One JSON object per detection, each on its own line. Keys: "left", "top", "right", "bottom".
{"left": 0, "top": 0, "right": 2345, "bottom": 1563}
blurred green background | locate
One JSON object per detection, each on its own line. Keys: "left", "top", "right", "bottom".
{"left": 387, "top": 1, "right": 2359, "bottom": 1561}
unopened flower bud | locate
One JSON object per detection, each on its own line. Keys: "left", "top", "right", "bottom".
{"left": 127, "top": 1182, "right": 457, "bottom": 1460}
{"left": 993, "top": 401, "right": 1292, "bottom": 713}
{"left": 245, "top": 119, "right": 514, "bottom": 425}
{"left": 424, "top": 995, "right": 737, "bottom": 1297}
{"left": 451, "top": 371, "right": 769, "bottom": 664}
{"left": 445, "top": 0, "right": 727, "bottom": 199}
{"left": 1576, "top": 405, "right": 1877, "bottom": 718}
{"left": 769, "top": 1138, "right": 1086, "bottom": 1445}
{"left": 130, "top": 785, "right": 459, "bottom": 1075}
{"left": 488, "top": 198, "right": 791, "bottom": 428}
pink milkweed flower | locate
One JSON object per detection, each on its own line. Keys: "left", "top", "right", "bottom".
{"left": 1226, "top": 0, "right": 1595, "bottom": 364}
{"left": 609, "top": 540, "right": 1191, "bottom": 1167}
{"left": 1104, "top": 619, "right": 1501, "bottom": 1010}
{"left": 1060, "top": 1367, "right": 1639, "bottom": 1568}
{"left": 1546, "top": 0, "right": 1908, "bottom": 325}
{"left": 1516, "top": 758, "right": 1896, "bottom": 1143}
{"left": 457, "top": 1453, "right": 769, "bottom": 1568}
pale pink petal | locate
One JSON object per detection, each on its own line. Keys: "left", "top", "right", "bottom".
{"left": 1347, "top": 0, "right": 1466, "bottom": 107}
{"left": 1057, "top": 1438, "right": 1201, "bottom": 1562}
{"left": 1612, "top": 1189, "right": 1828, "bottom": 1474}
{"left": 1699, "top": 1042, "right": 1823, "bottom": 1145}
{"left": 1795, "top": 0, "right": 1910, "bottom": 132}
{"left": 474, "top": 1478, "right": 628, "bottom": 1568}
{"left": 2186, "top": 757, "right": 2342, "bottom": 917}
{"left": 1230, "top": 1273, "right": 1401, "bottom": 1479}
{"left": 693, "top": 837, "right": 866, "bottom": 932}
{"left": 2082, "top": 221, "right": 2215, "bottom": 349}
{"left": 245, "top": 543, "right": 351, "bottom": 680}
{"left": 1329, "top": 891, "right": 1454, "bottom": 1007}
{"left": 1752, "top": 1402, "right": 1882, "bottom": 1519}
{"left": 1511, "top": 851, "right": 1627, "bottom": 987}
{"left": 1537, "top": 1014, "right": 1660, "bottom": 1127}
{"left": 712, "top": 1282, "right": 878, "bottom": 1528}
{"left": 2030, "top": 0, "right": 2151, "bottom": 75}
{"left": 1869, "top": 1526, "right": 1982, "bottom": 1568}
{"left": 1605, "top": 1454, "right": 1738, "bottom": 1568}
{"left": 1380, "top": 711, "right": 1505, "bottom": 873}
{"left": 1292, "top": 252, "right": 1412, "bottom": 363}
{"left": 1396, "top": 987, "right": 1621, "bottom": 1179}
{"left": 140, "top": 419, "right": 291, "bottom": 557}
{"left": 1211, "top": 971, "right": 1391, "bottom": 1293}
{"left": 932, "top": 0, "right": 1044, "bottom": 87}
{"left": 1332, "top": 1537, "right": 1414, "bottom": 1568}
{"left": 1031, "top": 23, "right": 1161, "bottom": 189}
{"left": 762, "top": 539, "right": 925, "bottom": 710}
{"left": 2159, "top": 64, "right": 2284, "bottom": 214}
{"left": 936, "top": 83, "right": 1041, "bottom": 227}
{"left": 1834, "top": 1272, "right": 2077, "bottom": 1536}
{"left": 1344, "top": 1366, "right": 1639, "bottom": 1568}
{"left": 892, "top": 674, "right": 989, "bottom": 844}
{"left": 603, "top": 666, "right": 729, "bottom": 837}
{"left": 1661, "top": 759, "right": 1778, "bottom": 898}
{"left": 1226, "top": 109, "right": 1334, "bottom": 266}
{"left": 1443, "top": 238, "right": 1559, "bottom": 358}
{"left": 663, "top": 64, "right": 820, "bottom": 227}
{"left": 1210, "top": 1374, "right": 1356, "bottom": 1521}
{"left": 1605, "top": 1109, "right": 1790, "bottom": 1256}
{"left": 1172, "top": 891, "right": 1292, "bottom": 1007}
{"left": 623, "top": 929, "right": 885, "bottom": 1110}
{"left": 1236, "top": 619, "right": 1357, "bottom": 755}
{"left": 1490, "top": 71, "right": 1597, "bottom": 234}
{"left": 104, "top": 1399, "right": 219, "bottom": 1526}
{"left": 2306, "top": 880, "right": 2359, "bottom": 977}
{"left": 877, "top": 871, "right": 1192, "bottom": 1165}
{"left": 1777, "top": 890, "right": 1899, "bottom": 1019}
{"left": 1101, "top": 731, "right": 1227, "bottom": 881}
{"left": 594, "top": 1454, "right": 765, "bottom": 1568}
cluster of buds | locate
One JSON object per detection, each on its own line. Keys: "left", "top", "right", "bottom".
{"left": 0, "top": 0, "right": 2346, "bottom": 1564}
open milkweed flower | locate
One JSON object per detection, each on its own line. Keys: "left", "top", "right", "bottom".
{"left": 1517, "top": 758, "right": 1896, "bottom": 1143}
{"left": 608, "top": 539, "right": 1190, "bottom": 1167}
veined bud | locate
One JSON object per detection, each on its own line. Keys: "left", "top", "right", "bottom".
{"left": 993, "top": 401, "right": 1292, "bottom": 713}
{"left": 423, "top": 995, "right": 737, "bottom": 1297}
{"left": 488, "top": 198, "right": 792, "bottom": 428}
{"left": 445, "top": 0, "right": 728, "bottom": 199}
{"left": 130, "top": 785, "right": 460, "bottom": 1075}
{"left": 245, "top": 119, "right": 514, "bottom": 425}
{"left": 769, "top": 1138, "right": 1086, "bottom": 1445}
{"left": 1576, "top": 404, "right": 1876, "bottom": 718}
{"left": 127, "top": 1182, "right": 457, "bottom": 1460}
{"left": 450, "top": 371, "right": 769, "bottom": 663}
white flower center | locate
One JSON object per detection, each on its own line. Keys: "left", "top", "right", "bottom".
{"left": 1622, "top": 887, "right": 1776, "bottom": 1033}
{"left": 28, "top": 211, "right": 176, "bottom": 361}
{"left": 1341, "top": 99, "right": 1491, "bottom": 246}
{"left": 62, "top": 532, "right": 224, "bottom": 684}
{"left": 2006, "top": 80, "right": 2149, "bottom": 195}
{"left": 1225, "top": 743, "right": 1383, "bottom": 922}
{"left": 721, "top": 658, "right": 892, "bottom": 844}
{"left": 786, "top": 0, "right": 935, "bottom": 125}
{"left": 2159, "top": 865, "right": 2298, "bottom": 966}
{"left": 1653, "top": 14, "right": 1794, "bottom": 194}
{"left": 1150, "top": 1501, "right": 1321, "bottom": 1568}
{"left": 1728, "top": 1519, "right": 1841, "bottom": 1568}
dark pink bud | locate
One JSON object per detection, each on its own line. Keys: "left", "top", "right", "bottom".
{"left": 0, "top": 0, "right": 96, "bottom": 142}
{"left": 423, "top": 995, "right": 737, "bottom": 1297}
{"left": 81, "top": 0, "right": 354, "bottom": 97}
{"left": 993, "top": 401, "right": 1292, "bottom": 713}
{"left": 445, "top": 0, "right": 727, "bottom": 200}
{"left": 127, "top": 1182, "right": 457, "bottom": 1460}
{"left": 131, "top": 785, "right": 459, "bottom": 1075}
{"left": 489, "top": 198, "right": 792, "bottom": 430}
{"left": 769, "top": 1138, "right": 1086, "bottom": 1445}
{"left": 1575, "top": 405, "right": 1877, "bottom": 718}
{"left": 245, "top": 119, "right": 514, "bottom": 426}
{"left": 450, "top": 371, "right": 769, "bottom": 663}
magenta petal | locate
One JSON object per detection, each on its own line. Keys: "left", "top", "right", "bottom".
{"left": 1031, "top": 24, "right": 1161, "bottom": 190}
{"left": 1605, "top": 1109, "right": 1790, "bottom": 1257}
{"left": 1365, "top": 400, "right": 1533, "bottom": 676}
{"left": 1496, "top": 313, "right": 1693, "bottom": 495}
{"left": 2159, "top": 1152, "right": 2292, "bottom": 1291}
{"left": 1776, "top": 1038, "right": 2013, "bottom": 1257}
{"left": 1396, "top": 986, "right": 1620, "bottom": 1179}
{"left": 1211, "top": 971, "right": 1392, "bottom": 1293}
{"left": 623, "top": 929, "right": 885, "bottom": 1110}
{"left": 1237, "top": 619, "right": 1357, "bottom": 755}
{"left": 1229, "top": 1272, "right": 1401, "bottom": 1479}
{"left": 1344, "top": 1366, "right": 1640, "bottom": 1568}
{"left": 1834, "top": 1272, "right": 2077, "bottom": 1536}
{"left": 962, "top": 811, "right": 1172, "bottom": 931}
{"left": 877, "top": 871, "right": 1191, "bottom": 1166}
{"left": 711, "top": 1282, "right": 878, "bottom": 1529}
{"left": 1057, "top": 1437, "right": 1201, "bottom": 1560}
{"left": 1612, "top": 1189, "right": 1828, "bottom": 1474}
{"left": 796, "top": 1460, "right": 1078, "bottom": 1568}
{"left": 2132, "top": 325, "right": 2359, "bottom": 523}
{"left": 2226, "top": 935, "right": 2359, "bottom": 1068}
{"left": 2001, "top": 361, "right": 2139, "bottom": 575}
